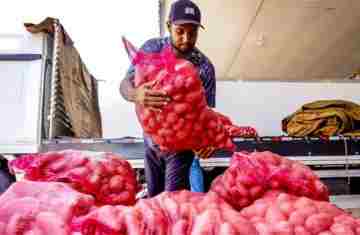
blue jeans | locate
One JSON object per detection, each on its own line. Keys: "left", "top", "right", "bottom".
{"left": 189, "top": 158, "right": 205, "bottom": 192}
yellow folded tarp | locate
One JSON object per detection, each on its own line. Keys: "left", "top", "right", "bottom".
{"left": 282, "top": 100, "right": 360, "bottom": 137}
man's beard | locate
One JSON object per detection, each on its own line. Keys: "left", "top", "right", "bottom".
{"left": 170, "top": 36, "right": 192, "bottom": 56}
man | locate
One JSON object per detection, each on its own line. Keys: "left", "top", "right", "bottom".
{"left": 120, "top": 0, "right": 216, "bottom": 197}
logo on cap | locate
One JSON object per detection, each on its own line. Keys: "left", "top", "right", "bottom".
{"left": 185, "top": 7, "right": 195, "bottom": 15}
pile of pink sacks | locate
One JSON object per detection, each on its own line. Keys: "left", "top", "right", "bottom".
{"left": 2, "top": 150, "right": 360, "bottom": 235}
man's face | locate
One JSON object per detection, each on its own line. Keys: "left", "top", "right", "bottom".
{"left": 168, "top": 23, "right": 199, "bottom": 54}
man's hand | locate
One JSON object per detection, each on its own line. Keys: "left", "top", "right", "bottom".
{"left": 194, "top": 146, "right": 216, "bottom": 159}
{"left": 134, "top": 80, "right": 171, "bottom": 111}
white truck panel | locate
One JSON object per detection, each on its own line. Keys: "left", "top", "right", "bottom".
{"left": 0, "top": 33, "right": 45, "bottom": 153}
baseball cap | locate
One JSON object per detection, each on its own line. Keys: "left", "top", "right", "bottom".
{"left": 169, "top": 0, "right": 204, "bottom": 29}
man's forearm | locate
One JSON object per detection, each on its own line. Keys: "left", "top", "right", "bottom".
{"left": 119, "top": 77, "right": 136, "bottom": 102}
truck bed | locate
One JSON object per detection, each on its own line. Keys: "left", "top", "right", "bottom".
{"left": 41, "top": 135, "right": 360, "bottom": 175}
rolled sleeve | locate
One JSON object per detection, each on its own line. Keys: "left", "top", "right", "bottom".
{"left": 125, "top": 65, "right": 135, "bottom": 86}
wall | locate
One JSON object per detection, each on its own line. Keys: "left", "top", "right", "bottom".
{"left": 99, "top": 81, "right": 143, "bottom": 138}
{"left": 216, "top": 81, "right": 360, "bottom": 136}
{"left": 100, "top": 80, "right": 360, "bottom": 138}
